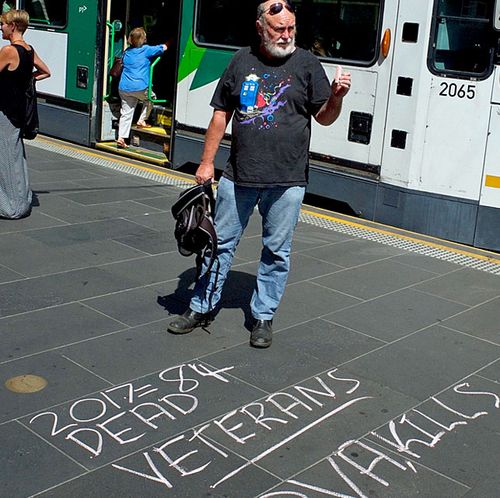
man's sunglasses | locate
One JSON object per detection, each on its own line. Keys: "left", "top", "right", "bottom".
{"left": 266, "top": 2, "right": 295, "bottom": 15}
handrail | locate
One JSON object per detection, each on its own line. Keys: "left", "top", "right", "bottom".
{"left": 105, "top": 21, "right": 115, "bottom": 99}
{"left": 106, "top": 21, "right": 117, "bottom": 68}
{"left": 148, "top": 56, "right": 167, "bottom": 104}
{"left": 105, "top": 20, "right": 117, "bottom": 100}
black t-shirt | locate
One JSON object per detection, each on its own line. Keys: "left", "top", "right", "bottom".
{"left": 211, "top": 46, "right": 331, "bottom": 187}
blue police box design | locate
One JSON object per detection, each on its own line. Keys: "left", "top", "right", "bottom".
{"left": 240, "top": 74, "right": 260, "bottom": 113}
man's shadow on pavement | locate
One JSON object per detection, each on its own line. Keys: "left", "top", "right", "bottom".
{"left": 157, "top": 268, "right": 258, "bottom": 331}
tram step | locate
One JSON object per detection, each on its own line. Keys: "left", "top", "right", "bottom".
{"left": 131, "top": 124, "right": 169, "bottom": 138}
{"left": 151, "top": 105, "right": 172, "bottom": 127}
{"left": 96, "top": 141, "right": 169, "bottom": 166}
{"left": 129, "top": 128, "right": 170, "bottom": 156}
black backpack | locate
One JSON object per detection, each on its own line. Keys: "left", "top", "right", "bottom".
{"left": 171, "top": 181, "right": 218, "bottom": 278}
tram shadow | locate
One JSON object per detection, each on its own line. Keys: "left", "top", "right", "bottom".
{"left": 157, "top": 268, "right": 257, "bottom": 331}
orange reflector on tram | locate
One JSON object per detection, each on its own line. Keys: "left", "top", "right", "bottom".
{"left": 381, "top": 29, "right": 392, "bottom": 58}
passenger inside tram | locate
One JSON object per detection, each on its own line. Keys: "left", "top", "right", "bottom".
{"left": 108, "top": 0, "right": 178, "bottom": 121}
{"left": 116, "top": 27, "right": 169, "bottom": 148}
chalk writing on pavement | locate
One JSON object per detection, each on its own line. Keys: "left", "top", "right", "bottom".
{"left": 28, "top": 363, "right": 500, "bottom": 496}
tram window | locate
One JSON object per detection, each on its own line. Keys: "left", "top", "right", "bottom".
{"left": 195, "top": 0, "right": 382, "bottom": 65}
{"left": 23, "top": 0, "right": 67, "bottom": 28}
{"left": 298, "top": 0, "right": 381, "bottom": 63}
{"left": 430, "top": 0, "right": 494, "bottom": 77}
{"left": 196, "top": 0, "right": 257, "bottom": 47}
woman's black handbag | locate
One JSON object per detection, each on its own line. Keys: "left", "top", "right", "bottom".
{"left": 22, "top": 76, "right": 39, "bottom": 140}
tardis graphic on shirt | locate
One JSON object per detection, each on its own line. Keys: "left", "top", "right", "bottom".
{"left": 240, "top": 75, "right": 260, "bottom": 113}
{"left": 237, "top": 72, "right": 291, "bottom": 130}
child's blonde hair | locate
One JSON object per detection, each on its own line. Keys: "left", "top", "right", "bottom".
{"left": 128, "top": 27, "right": 147, "bottom": 48}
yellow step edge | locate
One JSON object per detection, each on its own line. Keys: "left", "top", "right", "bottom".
{"left": 301, "top": 208, "right": 500, "bottom": 265}
{"left": 96, "top": 142, "right": 168, "bottom": 166}
{"left": 38, "top": 136, "right": 189, "bottom": 182}
{"left": 131, "top": 125, "right": 168, "bottom": 138}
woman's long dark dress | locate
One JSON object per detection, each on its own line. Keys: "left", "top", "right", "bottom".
{"left": 0, "top": 44, "right": 33, "bottom": 218}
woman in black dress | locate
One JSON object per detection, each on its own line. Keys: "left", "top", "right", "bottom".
{"left": 0, "top": 9, "right": 50, "bottom": 218}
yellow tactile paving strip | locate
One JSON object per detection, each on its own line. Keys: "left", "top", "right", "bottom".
{"left": 30, "top": 136, "right": 500, "bottom": 275}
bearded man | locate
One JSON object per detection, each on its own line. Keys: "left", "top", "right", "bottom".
{"left": 168, "top": 0, "right": 351, "bottom": 348}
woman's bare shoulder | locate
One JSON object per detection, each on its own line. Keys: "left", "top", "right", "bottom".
{"left": 0, "top": 45, "right": 17, "bottom": 55}
{"left": 0, "top": 44, "right": 18, "bottom": 61}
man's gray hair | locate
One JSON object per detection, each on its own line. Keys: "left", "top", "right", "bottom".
{"left": 256, "top": 3, "right": 267, "bottom": 19}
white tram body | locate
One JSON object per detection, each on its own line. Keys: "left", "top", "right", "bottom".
{"left": 175, "top": 0, "right": 500, "bottom": 251}
{"left": 14, "top": 0, "right": 500, "bottom": 250}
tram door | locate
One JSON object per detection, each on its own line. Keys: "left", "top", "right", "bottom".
{"left": 98, "top": 0, "right": 179, "bottom": 166}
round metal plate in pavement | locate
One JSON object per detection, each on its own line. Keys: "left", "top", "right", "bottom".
{"left": 5, "top": 375, "right": 48, "bottom": 393}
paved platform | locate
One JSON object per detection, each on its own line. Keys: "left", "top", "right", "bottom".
{"left": 1, "top": 137, "right": 499, "bottom": 498}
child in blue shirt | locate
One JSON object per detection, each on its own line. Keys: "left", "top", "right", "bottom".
{"left": 117, "top": 27, "right": 167, "bottom": 148}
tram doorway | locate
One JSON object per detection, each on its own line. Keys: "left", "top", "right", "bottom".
{"left": 98, "top": 0, "right": 180, "bottom": 166}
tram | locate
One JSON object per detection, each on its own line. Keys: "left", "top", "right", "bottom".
{"left": 10, "top": 0, "right": 500, "bottom": 251}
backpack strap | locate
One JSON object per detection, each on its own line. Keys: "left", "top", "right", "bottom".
{"left": 197, "top": 215, "right": 218, "bottom": 276}
{"left": 196, "top": 214, "right": 219, "bottom": 313}
{"left": 171, "top": 181, "right": 215, "bottom": 220}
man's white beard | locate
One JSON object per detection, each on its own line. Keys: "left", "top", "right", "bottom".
{"left": 262, "top": 32, "right": 296, "bottom": 58}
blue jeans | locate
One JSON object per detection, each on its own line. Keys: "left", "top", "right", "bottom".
{"left": 190, "top": 177, "right": 305, "bottom": 320}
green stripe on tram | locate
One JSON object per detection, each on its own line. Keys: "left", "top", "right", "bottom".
{"left": 177, "top": 0, "right": 235, "bottom": 90}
